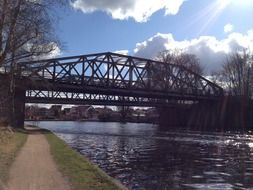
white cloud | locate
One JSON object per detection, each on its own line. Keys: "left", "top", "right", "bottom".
{"left": 36, "top": 43, "right": 61, "bottom": 60}
{"left": 25, "top": 42, "right": 61, "bottom": 60}
{"left": 114, "top": 50, "right": 129, "bottom": 55}
{"left": 133, "top": 31, "right": 253, "bottom": 73}
{"left": 224, "top": 23, "right": 234, "bottom": 33}
{"left": 71, "top": 0, "right": 185, "bottom": 22}
{"left": 48, "top": 44, "right": 61, "bottom": 58}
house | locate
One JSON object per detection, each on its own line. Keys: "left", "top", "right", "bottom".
{"left": 49, "top": 105, "right": 62, "bottom": 118}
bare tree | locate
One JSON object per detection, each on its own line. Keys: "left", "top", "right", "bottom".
{"left": 0, "top": 0, "right": 66, "bottom": 68}
{"left": 220, "top": 50, "right": 253, "bottom": 98}
{"left": 0, "top": 0, "right": 66, "bottom": 127}
{"left": 157, "top": 50, "right": 204, "bottom": 75}
{"left": 212, "top": 49, "right": 253, "bottom": 129}
{"left": 142, "top": 50, "right": 204, "bottom": 92}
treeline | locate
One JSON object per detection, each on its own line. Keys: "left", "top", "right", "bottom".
{"left": 214, "top": 50, "right": 253, "bottom": 130}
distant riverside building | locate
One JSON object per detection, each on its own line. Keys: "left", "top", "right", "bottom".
{"left": 24, "top": 105, "right": 158, "bottom": 123}
{"left": 25, "top": 106, "right": 51, "bottom": 120}
{"left": 49, "top": 105, "right": 62, "bottom": 118}
{"left": 67, "top": 105, "right": 94, "bottom": 120}
{"left": 76, "top": 105, "right": 92, "bottom": 118}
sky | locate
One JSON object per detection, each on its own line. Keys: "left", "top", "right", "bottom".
{"left": 52, "top": 0, "right": 253, "bottom": 74}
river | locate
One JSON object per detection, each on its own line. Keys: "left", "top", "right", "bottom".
{"left": 31, "top": 121, "right": 253, "bottom": 190}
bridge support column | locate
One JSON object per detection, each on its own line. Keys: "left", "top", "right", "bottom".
{"left": 0, "top": 75, "right": 26, "bottom": 128}
{"left": 218, "top": 96, "right": 253, "bottom": 131}
{"left": 186, "top": 101, "right": 221, "bottom": 131}
{"left": 157, "top": 104, "right": 188, "bottom": 129}
{"left": 158, "top": 101, "right": 222, "bottom": 131}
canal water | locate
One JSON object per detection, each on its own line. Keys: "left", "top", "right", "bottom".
{"left": 33, "top": 121, "right": 253, "bottom": 190}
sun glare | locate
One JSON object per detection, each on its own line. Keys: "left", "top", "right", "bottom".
{"left": 238, "top": 0, "right": 253, "bottom": 5}
{"left": 217, "top": 0, "right": 231, "bottom": 10}
{"left": 217, "top": 0, "right": 253, "bottom": 8}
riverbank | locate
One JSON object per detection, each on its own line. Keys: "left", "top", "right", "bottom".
{"left": 46, "top": 132, "right": 127, "bottom": 190}
{"left": 0, "top": 127, "right": 27, "bottom": 190}
{"left": 1, "top": 125, "right": 127, "bottom": 190}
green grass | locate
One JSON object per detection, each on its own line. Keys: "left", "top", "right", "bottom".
{"left": 45, "top": 133, "right": 126, "bottom": 190}
{"left": 0, "top": 128, "right": 27, "bottom": 190}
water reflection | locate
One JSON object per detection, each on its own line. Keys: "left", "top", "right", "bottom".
{"left": 33, "top": 121, "right": 253, "bottom": 190}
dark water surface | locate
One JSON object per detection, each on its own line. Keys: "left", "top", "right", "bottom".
{"left": 31, "top": 121, "right": 253, "bottom": 190}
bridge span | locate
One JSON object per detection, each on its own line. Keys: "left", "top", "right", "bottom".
{"left": 0, "top": 52, "right": 224, "bottom": 127}
{"left": 21, "top": 52, "right": 222, "bottom": 105}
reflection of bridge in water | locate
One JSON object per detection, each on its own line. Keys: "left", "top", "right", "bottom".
{"left": 0, "top": 52, "right": 224, "bottom": 127}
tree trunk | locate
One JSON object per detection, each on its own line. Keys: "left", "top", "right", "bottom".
{"left": 0, "top": 74, "right": 25, "bottom": 128}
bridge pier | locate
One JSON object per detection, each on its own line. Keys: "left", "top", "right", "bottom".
{"left": 158, "top": 98, "right": 253, "bottom": 131}
{"left": 0, "top": 75, "right": 26, "bottom": 128}
{"left": 158, "top": 101, "right": 222, "bottom": 131}
{"left": 158, "top": 104, "right": 189, "bottom": 129}
{"left": 187, "top": 101, "right": 222, "bottom": 131}
{"left": 218, "top": 96, "right": 253, "bottom": 131}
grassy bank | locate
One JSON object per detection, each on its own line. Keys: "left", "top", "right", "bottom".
{"left": 45, "top": 133, "right": 127, "bottom": 190}
{"left": 0, "top": 128, "right": 27, "bottom": 190}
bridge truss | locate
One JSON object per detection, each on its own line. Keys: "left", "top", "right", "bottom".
{"left": 16, "top": 52, "right": 223, "bottom": 106}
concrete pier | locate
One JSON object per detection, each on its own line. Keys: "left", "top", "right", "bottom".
{"left": 158, "top": 98, "right": 253, "bottom": 131}
{"left": 158, "top": 101, "right": 222, "bottom": 131}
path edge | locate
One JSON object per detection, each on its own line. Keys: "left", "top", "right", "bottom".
{"left": 44, "top": 131, "right": 128, "bottom": 190}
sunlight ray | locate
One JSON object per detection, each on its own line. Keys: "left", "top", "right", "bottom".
{"left": 186, "top": 0, "right": 231, "bottom": 35}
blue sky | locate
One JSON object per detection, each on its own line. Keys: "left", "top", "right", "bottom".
{"left": 52, "top": 0, "right": 253, "bottom": 73}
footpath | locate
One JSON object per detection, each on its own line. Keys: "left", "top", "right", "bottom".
{"left": 6, "top": 129, "right": 70, "bottom": 190}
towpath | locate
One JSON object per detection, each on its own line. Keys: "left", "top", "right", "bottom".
{"left": 7, "top": 128, "right": 70, "bottom": 190}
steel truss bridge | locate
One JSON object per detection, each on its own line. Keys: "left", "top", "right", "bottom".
{"left": 8, "top": 52, "right": 223, "bottom": 106}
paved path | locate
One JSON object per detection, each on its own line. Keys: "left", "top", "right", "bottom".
{"left": 7, "top": 133, "right": 70, "bottom": 190}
